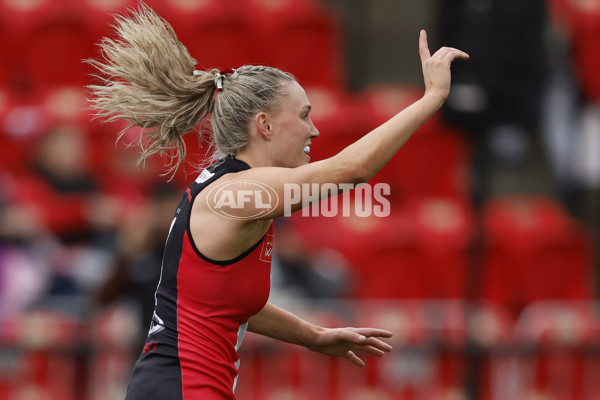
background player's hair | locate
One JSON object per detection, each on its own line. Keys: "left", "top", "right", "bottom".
{"left": 86, "top": 2, "right": 295, "bottom": 177}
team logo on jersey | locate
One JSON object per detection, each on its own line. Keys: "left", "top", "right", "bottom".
{"left": 206, "top": 180, "right": 279, "bottom": 220}
{"left": 259, "top": 234, "right": 274, "bottom": 263}
{"left": 148, "top": 311, "right": 165, "bottom": 336}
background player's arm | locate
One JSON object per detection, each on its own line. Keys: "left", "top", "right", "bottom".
{"left": 247, "top": 302, "right": 393, "bottom": 367}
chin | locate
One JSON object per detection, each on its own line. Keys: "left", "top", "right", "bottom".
{"left": 288, "top": 160, "right": 307, "bottom": 168}
{"left": 299, "top": 155, "right": 310, "bottom": 166}
{"left": 278, "top": 153, "right": 309, "bottom": 168}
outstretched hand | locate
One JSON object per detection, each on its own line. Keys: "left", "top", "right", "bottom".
{"left": 308, "top": 327, "right": 393, "bottom": 367}
{"left": 419, "top": 29, "right": 469, "bottom": 103}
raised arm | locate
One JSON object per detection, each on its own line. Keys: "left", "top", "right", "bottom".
{"left": 333, "top": 30, "right": 469, "bottom": 182}
{"left": 248, "top": 302, "right": 393, "bottom": 367}
{"left": 206, "top": 30, "right": 469, "bottom": 220}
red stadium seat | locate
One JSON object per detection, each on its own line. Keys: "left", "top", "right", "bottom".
{"left": 288, "top": 202, "right": 415, "bottom": 298}
{"left": 408, "top": 198, "right": 473, "bottom": 299}
{"left": 348, "top": 198, "right": 472, "bottom": 300}
{"left": 71, "top": 0, "right": 138, "bottom": 31}
{"left": 511, "top": 301, "right": 600, "bottom": 400}
{"left": 24, "top": 19, "right": 97, "bottom": 88}
{"left": 243, "top": 0, "right": 345, "bottom": 87}
{"left": 0, "top": 0, "right": 65, "bottom": 31}
{"left": 0, "top": 0, "right": 64, "bottom": 88}
{"left": 0, "top": 0, "right": 97, "bottom": 89}
{"left": 70, "top": 0, "right": 140, "bottom": 76}
{"left": 290, "top": 196, "right": 472, "bottom": 299}
{"left": 154, "top": 0, "right": 257, "bottom": 70}
{"left": 481, "top": 196, "right": 595, "bottom": 318}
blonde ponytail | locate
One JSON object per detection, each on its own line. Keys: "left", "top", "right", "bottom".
{"left": 86, "top": 3, "right": 213, "bottom": 177}
{"left": 87, "top": 3, "right": 296, "bottom": 178}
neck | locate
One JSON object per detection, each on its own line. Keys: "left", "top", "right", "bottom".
{"left": 234, "top": 148, "right": 273, "bottom": 168}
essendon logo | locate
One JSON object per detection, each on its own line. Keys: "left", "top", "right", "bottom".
{"left": 260, "top": 234, "right": 274, "bottom": 263}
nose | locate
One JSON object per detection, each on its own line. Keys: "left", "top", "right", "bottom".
{"left": 309, "top": 119, "right": 320, "bottom": 138}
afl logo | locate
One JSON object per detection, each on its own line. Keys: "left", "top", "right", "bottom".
{"left": 206, "top": 180, "right": 279, "bottom": 220}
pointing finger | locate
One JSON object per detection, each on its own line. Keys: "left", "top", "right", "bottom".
{"left": 419, "top": 29, "right": 431, "bottom": 64}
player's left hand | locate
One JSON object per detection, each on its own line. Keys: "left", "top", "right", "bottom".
{"left": 308, "top": 327, "right": 393, "bottom": 367}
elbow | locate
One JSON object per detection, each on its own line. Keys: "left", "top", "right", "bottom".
{"left": 328, "top": 151, "right": 372, "bottom": 184}
{"left": 337, "top": 159, "right": 370, "bottom": 185}
{"left": 351, "top": 164, "right": 370, "bottom": 184}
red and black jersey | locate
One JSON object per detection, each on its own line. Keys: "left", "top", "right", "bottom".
{"left": 125, "top": 156, "right": 273, "bottom": 400}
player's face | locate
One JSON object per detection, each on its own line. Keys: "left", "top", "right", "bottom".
{"left": 269, "top": 81, "right": 319, "bottom": 168}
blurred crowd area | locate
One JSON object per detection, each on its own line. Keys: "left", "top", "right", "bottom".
{"left": 0, "top": 0, "right": 599, "bottom": 399}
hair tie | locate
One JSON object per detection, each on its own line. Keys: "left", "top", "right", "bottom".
{"left": 192, "top": 69, "right": 238, "bottom": 91}
{"left": 214, "top": 69, "right": 238, "bottom": 91}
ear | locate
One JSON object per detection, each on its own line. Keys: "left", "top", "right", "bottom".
{"left": 253, "top": 112, "right": 272, "bottom": 140}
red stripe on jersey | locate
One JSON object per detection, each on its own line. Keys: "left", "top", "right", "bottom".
{"left": 177, "top": 227, "right": 272, "bottom": 399}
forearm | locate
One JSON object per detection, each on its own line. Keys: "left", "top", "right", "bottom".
{"left": 248, "top": 302, "right": 394, "bottom": 367}
{"left": 334, "top": 93, "right": 444, "bottom": 183}
{"left": 247, "top": 302, "right": 322, "bottom": 348}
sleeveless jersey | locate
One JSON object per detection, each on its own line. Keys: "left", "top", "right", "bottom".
{"left": 125, "top": 156, "right": 274, "bottom": 400}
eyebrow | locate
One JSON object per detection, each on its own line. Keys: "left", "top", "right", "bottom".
{"left": 301, "top": 105, "right": 312, "bottom": 113}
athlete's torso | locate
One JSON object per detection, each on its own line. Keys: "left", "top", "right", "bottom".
{"left": 125, "top": 156, "right": 274, "bottom": 400}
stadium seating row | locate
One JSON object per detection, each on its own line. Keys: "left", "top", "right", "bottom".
{"left": 0, "top": 0, "right": 344, "bottom": 89}
{"left": 3, "top": 300, "right": 600, "bottom": 400}
{"left": 2, "top": 0, "right": 600, "bottom": 101}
